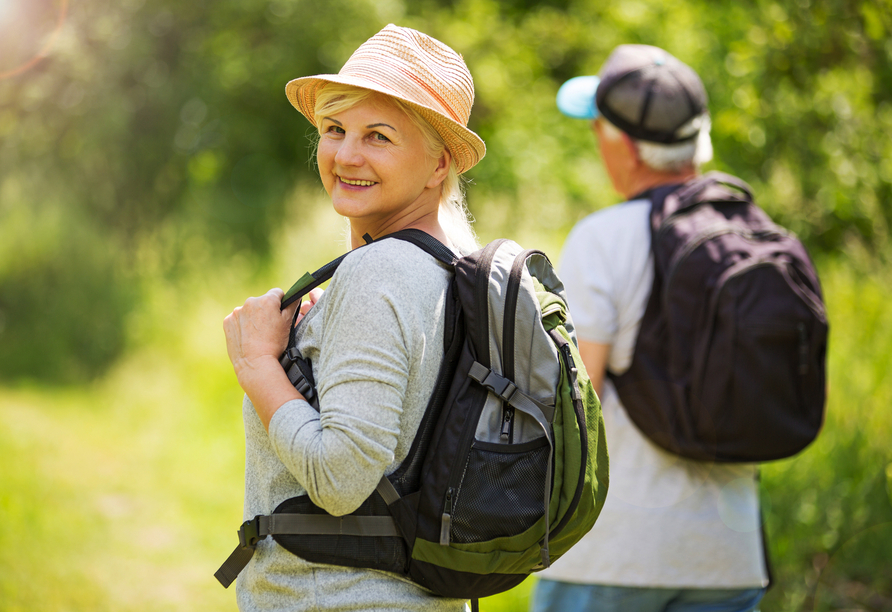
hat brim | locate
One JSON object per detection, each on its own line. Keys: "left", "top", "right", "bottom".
{"left": 286, "top": 74, "right": 486, "bottom": 175}
{"left": 556, "top": 76, "right": 600, "bottom": 120}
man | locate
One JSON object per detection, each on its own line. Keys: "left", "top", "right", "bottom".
{"left": 531, "top": 45, "right": 769, "bottom": 612}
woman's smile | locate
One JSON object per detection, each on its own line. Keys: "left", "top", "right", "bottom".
{"left": 337, "top": 176, "right": 378, "bottom": 187}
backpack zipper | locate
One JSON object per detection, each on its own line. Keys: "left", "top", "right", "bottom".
{"left": 440, "top": 487, "right": 455, "bottom": 545}
{"left": 545, "top": 329, "right": 589, "bottom": 542}
{"left": 474, "top": 240, "right": 506, "bottom": 366}
{"left": 501, "top": 249, "right": 545, "bottom": 444}
{"left": 439, "top": 387, "right": 487, "bottom": 547}
{"left": 500, "top": 410, "right": 513, "bottom": 443}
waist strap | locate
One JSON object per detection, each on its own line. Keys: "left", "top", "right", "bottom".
{"left": 214, "top": 479, "right": 401, "bottom": 588}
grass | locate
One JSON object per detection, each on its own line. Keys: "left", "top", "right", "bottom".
{"left": 1, "top": 213, "right": 890, "bottom": 610}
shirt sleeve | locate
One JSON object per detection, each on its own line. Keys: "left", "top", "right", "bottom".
{"left": 267, "top": 245, "right": 441, "bottom": 516}
{"left": 559, "top": 214, "right": 621, "bottom": 346}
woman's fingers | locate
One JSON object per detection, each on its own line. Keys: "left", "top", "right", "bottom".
{"left": 296, "top": 287, "right": 324, "bottom": 323}
{"left": 283, "top": 297, "right": 300, "bottom": 321}
{"left": 224, "top": 289, "right": 294, "bottom": 371}
{"left": 307, "top": 287, "right": 324, "bottom": 305}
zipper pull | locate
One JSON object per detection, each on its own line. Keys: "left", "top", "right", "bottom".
{"left": 500, "top": 408, "right": 514, "bottom": 443}
{"left": 440, "top": 488, "right": 454, "bottom": 546}
{"left": 560, "top": 344, "right": 582, "bottom": 400}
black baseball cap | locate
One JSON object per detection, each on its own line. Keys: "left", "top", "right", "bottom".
{"left": 556, "top": 44, "right": 708, "bottom": 144}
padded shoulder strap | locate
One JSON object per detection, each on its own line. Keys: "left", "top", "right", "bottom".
{"left": 385, "top": 228, "right": 457, "bottom": 266}
{"left": 281, "top": 230, "right": 455, "bottom": 310}
{"left": 281, "top": 251, "right": 351, "bottom": 310}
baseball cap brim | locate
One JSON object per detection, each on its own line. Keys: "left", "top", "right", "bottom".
{"left": 556, "top": 76, "right": 600, "bottom": 120}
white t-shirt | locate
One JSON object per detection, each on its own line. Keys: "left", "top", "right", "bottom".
{"left": 540, "top": 199, "right": 769, "bottom": 588}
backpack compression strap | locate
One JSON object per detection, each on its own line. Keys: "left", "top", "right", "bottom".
{"left": 214, "top": 511, "right": 402, "bottom": 588}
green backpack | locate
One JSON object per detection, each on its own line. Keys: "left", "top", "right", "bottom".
{"left": 216, "top": 230, "right": 608, "bottom": 605}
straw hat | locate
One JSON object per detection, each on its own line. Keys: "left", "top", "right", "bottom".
{"left": 285, "top": 24, "right": 486, "bottom": 174}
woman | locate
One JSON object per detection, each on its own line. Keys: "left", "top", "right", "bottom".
{"left": 223, "top": 24, "right": 485, "bottom": 611}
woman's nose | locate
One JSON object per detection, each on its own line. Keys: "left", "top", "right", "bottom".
{"left": 334, "top": 135, "right": 363, "bottom": 167}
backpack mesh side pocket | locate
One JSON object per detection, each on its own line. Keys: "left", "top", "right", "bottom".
{"left": 450, "top": 436, "right": 550, "bottom": 544}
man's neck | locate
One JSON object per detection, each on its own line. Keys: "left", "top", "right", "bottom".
{"left": 621, "top": 168, "right": 698, "bottom": 200}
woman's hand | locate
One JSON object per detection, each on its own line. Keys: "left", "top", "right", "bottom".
{"left": 224, "top": 288, "right": 297, "bottom": 376}
{"left": 224, "top": 288, "right": 302, "bottom": 431}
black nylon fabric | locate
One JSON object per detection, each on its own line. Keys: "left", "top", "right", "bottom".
{"left": 609, "top": 172, "right": 828, "bottom": 462}
{"left": 272, "top": 494, "right": 408, "bottom": 575}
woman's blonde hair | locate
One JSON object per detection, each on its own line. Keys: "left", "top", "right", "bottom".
{"left": 313, "top": 84, "right": 478, "bottom": 254}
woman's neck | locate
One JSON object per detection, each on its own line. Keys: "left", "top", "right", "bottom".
{"left": 348, "top": 211, "right": 448, "bottom": 250}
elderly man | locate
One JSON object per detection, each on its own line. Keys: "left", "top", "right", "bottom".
{"left": 532, "top": 45, "right": 769, "bottom": 612}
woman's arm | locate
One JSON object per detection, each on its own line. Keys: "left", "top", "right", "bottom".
{"left": 223, "top": 287, "right": 305, "bottom": 431}
{"left": 267, "top": 245, "right": 446, "bottom": 516}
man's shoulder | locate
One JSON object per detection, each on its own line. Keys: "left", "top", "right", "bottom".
{"left": 567, "top": 198, "right": 651, "bottom": 244}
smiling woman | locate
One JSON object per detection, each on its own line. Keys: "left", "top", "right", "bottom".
{"left": 220, "top": 24, "right": 486, "bottom": 612}
{"left": 310, "top": 84, "right": 479, "bottom": 255}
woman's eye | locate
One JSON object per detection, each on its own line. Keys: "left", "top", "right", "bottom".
{"left": 373, "top": 132, "right": 390, "bottom": 142}
{"left": 326, "top": 125, "right": 345, "bottom": 134}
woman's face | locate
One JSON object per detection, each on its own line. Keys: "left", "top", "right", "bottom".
{"left": 317, "top": 97, "right": 449, "bottom": 236}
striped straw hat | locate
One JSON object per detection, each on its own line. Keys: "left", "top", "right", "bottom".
{"left": 285, "top": 24, "right": 486, "bottom": 174}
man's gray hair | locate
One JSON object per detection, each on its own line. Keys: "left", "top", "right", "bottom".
{"left": 600, "top": 114, "right": 713, "bottom": 173}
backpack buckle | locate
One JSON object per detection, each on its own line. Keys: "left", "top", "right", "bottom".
{"left": 238, "top": 516, "right": 263, "bottom": 548}
{"left": 468, "top": 362, "right": 517, "bottom": 402}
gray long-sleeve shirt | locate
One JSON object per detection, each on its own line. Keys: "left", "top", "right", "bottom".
{"left": 237, "top": 239, "right": 468, "bottom": 612}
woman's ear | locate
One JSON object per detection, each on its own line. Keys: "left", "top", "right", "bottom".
{"left": 426, "top": 149, "right": 452, "bottom": 189}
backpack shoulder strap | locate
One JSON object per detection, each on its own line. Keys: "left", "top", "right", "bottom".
{"left": 384, "top": 228, "right": 457, "bottom": 267}
{"left": 280, "top": 230, "right": 456, "bottom": 310}
{"left": 281, "top": 251, "right": 352, "bottom": 310}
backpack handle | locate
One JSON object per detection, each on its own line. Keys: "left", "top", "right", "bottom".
{"left": 674, "top": 171, "right": 753, "bottom": 209}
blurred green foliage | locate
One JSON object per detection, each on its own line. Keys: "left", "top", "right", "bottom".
{"left": 1, "top": 0, "right": 891, "bottom": 382}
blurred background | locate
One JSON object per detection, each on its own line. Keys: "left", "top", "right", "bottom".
{"left": 1, "top": 0, "right": 890, "bottom": 610}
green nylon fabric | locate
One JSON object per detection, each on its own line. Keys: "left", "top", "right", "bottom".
{"left": 548, "top": 325, "right": 609, "bottom": 558}
{"left": 412, "top": 536, "right": 553, "bottom": 575}
{"left": 282, "top": 271, "right": 316, "bottom": 305}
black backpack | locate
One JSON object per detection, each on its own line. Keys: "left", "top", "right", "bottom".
{"left": 215, "top": 230, "right": 609, "bottom": 604}
{"left": 608, "top": 172, "right": 828, "bottom": 462}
